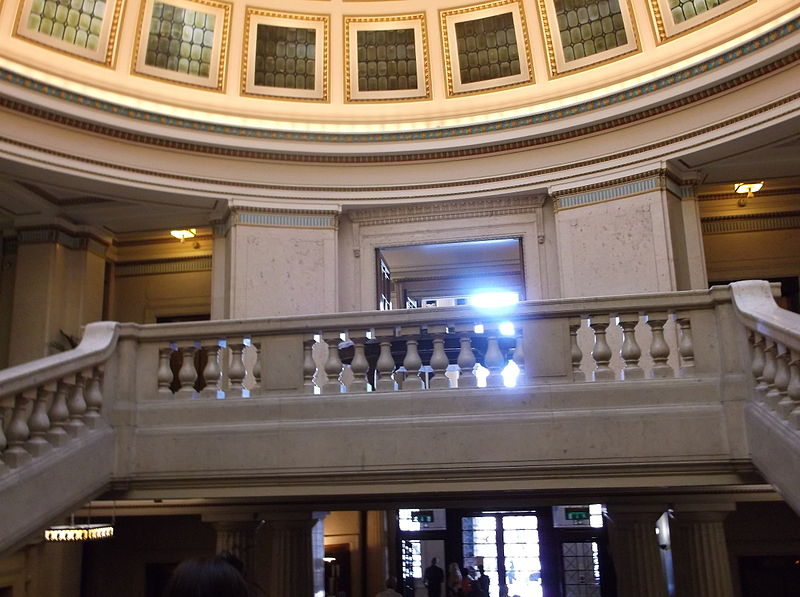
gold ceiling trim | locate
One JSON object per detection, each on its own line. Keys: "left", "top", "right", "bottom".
{"left": 13, "top": 0, "right": 125, "bottom": 67}
{"left": 240, "top": 8, "right": 330, "bottom": 102}
{"left": 648, "top": 0, "right": 755, "bottom": 44}
{"left": 440, "top": 0, "right": 535, "bottom": 97}
{"left": 343, "top": 13, "right": 431, "bottom": 103}
{"left": 536, "top": 0, "right": 641, "bottom": 78}
{"left": 131, "top": 0, "right": 232, "bottom": 92}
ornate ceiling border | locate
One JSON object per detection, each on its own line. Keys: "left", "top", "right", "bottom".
{"left": 0, "top": 16, "right": 796, "bottom": 146}
{"left": 0, "top": 88, "right": 797, "bottom": 199}
{"left": 701, "top": 211, "right": 800, "bottom": 234}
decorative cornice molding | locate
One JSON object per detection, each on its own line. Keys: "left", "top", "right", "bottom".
{"left": 0, "top": 17, "right": 796, "bottom": 160}
{"left": 554, "top": 170, "right": 666, "bottom": 210}
{"left": 213, "top": 206, "right": 339, "bottom": 233}
{"left": 115, "top": 255, "right": 213, "bottom": 277}
{"left": 698, "top": 188, "right": 800, "bottom": 201}
{"left": 348, "top": 195, "right": 546, "bottom": 226}
{"left": 701, "top": 211, "right": 800, "bottom": 234}
{"left": 15, "top": 226, "right": 109, "bottom": 255}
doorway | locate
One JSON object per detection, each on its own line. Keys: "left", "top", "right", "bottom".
{"left": 376, "top": 239, "right": 524, "bottom": 310}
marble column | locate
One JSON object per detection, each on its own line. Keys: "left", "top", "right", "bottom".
{"left": 669, "top": 505, "right": 735, "bottom": 597}
{"left": 256, "top": 511, "right": 327, "bottom": 597}
{"left": 606, "top": 505, "right": 669, "bottom": 597}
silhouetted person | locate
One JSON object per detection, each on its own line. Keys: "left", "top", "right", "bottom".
{"left": 424, "top": 558, "right": 445, "bottom": 597}
{"left": 163, "top": 555, "right": 250, "bottom": 597}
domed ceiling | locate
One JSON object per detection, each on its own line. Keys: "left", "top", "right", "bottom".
{"left": 0, "top": 0, "right": 796, "bottom": 140}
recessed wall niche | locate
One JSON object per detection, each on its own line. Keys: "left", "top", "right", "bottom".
{"left": 15, "top": 0, "right": 124, "bottom": 65}
{"left": 133, "top": 0, "right": 231, "bottom": 90}
{"left": 440, "top": 0, "right": 533, "bottom": 96}
{"left": 344, "top": 13, "right": 430, "bottom": 102}
{"left": 242, "top": 9, "right": 329, "bottom": 101}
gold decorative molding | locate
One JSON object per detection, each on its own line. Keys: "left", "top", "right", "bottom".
{"left": 647, "top": 0, "right": 754, "bottom": 44}
{"left": 241, "top": 9, "right": 329, "bottom": 102}
{"left": 343, "top": 13, "right": 431, "bottom": 103}
{"left": 132, "top": 0, "right": 232, "bottom": 91}
{"left": 537, "top": 0, "right": 640, "bottom": 78}
{"left": 14, "top": 0, "right": 125, "bottom": 66}
{"left": 701, "top": 211, "right": 800, "bottom": 234}
{"left": 440, "top": 0, "right": 534, "bottom": 97}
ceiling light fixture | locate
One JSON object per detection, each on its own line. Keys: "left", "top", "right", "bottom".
{"left": 733, "top": 182, "right": 763, "bottom": 207}
{"left": 170, "top": 228, "right": 197, "bottom": 241}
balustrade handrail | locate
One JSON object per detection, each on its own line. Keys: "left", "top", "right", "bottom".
{"left": 731, "top": 280, "right": 800, "bottom": 351}
{"left": 0, "top": 322, "right": 119, "bottom": 400}
{"left": 119, "top": 287, "right": 726, "bottom": 341}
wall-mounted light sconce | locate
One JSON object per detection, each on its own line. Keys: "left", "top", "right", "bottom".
{"left": 170, "top": 228, "right": 197, "bottom": 242}
{"left": 733, "top": 182, "right": 763, "bottom": 207}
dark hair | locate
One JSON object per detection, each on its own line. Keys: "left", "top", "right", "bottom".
{"left": 163, "top": 555, "right": 250, "bottom": 597}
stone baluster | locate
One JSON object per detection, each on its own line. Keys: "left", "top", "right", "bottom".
{"left": 83, "top": 367, "right": 103, "bottom": 428}
{"left": 619, "top": 313, "right": 643, "bottom": 381}
{"left": 47, "top": 379, "right": 71, "bottom": 446}
{"left": 483, "top": 324, "right": 506, "bottom": 387}
{"left": 786, "top": 350, "right": 800, "bottom": 429}
{"left": 157, "top": 346, "right": 175, "bottom": 398}
{"left": 200, "top": 341, "right": 222, "bottom": 399}
{"left": 400, "top": 326, "right": 424, "bottom": 390}
{"left": 764, "top": 342, "right": 789, "bottom": 410}
{"left": 455, "top": 323, "right": 477, "bottom": 389}
{"left": 64, "top": 373, "right": 87, "bottom": 437}
{"left": 348, "top": 330, "right": 371, "bottom": 393}
{"left": 428, "top": 325, "right": 452, "bottom": 390}
{"left": 647, "top": 312, "right": 673, "bottom": 378}
{"left": 760, "top": 339, "right": 777, "bottom": 406}
{"left": 321, "top": 332, "right": 344, "bottom": 394}
{"left": 303, "top": 338, "right": 317, "bottom": 394}
{"left": 590, "top": 315, "right": 614, "bottom": 381}
{"left": 749, "top": 332, "right": 766, "bottom": 396}
{"left": 227, "top": 340, "right": 247, "bottom": 397}
{"left": 5, "top": 393, "right": 33, "bottom": 468}
{"left": 25, "top": 384, "right": 53, "bottom": 457}
{"left": 373, "top": 328, "right": 396, "bottom": 392}
{"left": 512, "top": 328, "right": 525, "bottom": 382}
{"left": 176, "top": 344, "right": 198, "bottom": 399}
{"left": 675, "top": 315, "right": 695, "bottom": 377}
{"left": 768, "top": 343, "right": 790, "bottom": 412}
{"left": 251, "top": 341, "right": 262, "bottom": 395}
{"left": 569, "top": 318, "right": 584, "bottom": 382}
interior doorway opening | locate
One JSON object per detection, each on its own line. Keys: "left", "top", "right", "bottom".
{"left": 376, "top": 238, "right": 524, "bottom": 310}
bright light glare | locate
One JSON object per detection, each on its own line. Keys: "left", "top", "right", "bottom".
{"left": 470, "top": 291, "right": 519, "bottom": 309}
{"left": 499, "top": 321, "right": 515, "bottom": 336}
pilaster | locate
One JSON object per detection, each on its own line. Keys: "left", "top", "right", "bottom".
{"left": 212, "top": 205, "right": 339, "bottom": 319}
{"left": 606, "top": 504, "right": 669, "bottom": 597}
{"left": 7, "top": 221, "right": 108, "bottom": 365}
{"left": 256, "top": 510, "right": 327, "bottom": 597}
{"left": 669, "top": 504, "right": 735, "bottom": 597}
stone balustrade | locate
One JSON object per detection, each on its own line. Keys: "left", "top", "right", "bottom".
{"left": 729, "top": 280, "right": 800, "bottom": 513}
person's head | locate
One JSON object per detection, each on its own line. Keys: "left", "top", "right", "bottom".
{"left": 384, "top": 576, "right": 398, "bottom": 590}
{"left": 431, "top": 557, "right": 438, "bottom": 565}
{"left": 163, "top": 555, "right": 249, "bottom": 597}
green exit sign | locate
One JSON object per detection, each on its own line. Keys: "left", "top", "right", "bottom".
{"left": 565, "top": 507, "right": 590, "bottom": 521}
